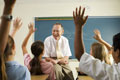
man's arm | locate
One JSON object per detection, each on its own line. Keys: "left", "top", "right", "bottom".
{"left": 0, "top": 0, "right": 16, "bottom": 54}
{"left": 22, "top": 23, "right": 36, "bottom": 55}
{"left": 45, "top": 57, "right": 58, "bottom": 64}
{"left": 58, "top": 56, "right": 69, "bottom": 64}
{"left": 10, "top": 17, "right": 22, "bottom": 38}
{"left": 73, "top": 7, "right": 88, "bottom": 61}
{"left": 93, "top": 29, "right": 112, "bottom": 52}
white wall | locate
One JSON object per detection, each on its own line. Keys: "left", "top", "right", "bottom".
{"left": 0, "top": 0, "right": 120, "bottom": 65}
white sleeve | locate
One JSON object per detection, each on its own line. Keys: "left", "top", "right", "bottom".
{"left": 79, "top": 53, "right": 108, "bottom": 80}
{"left": 43, "top": 38, "right": 51, "bottom": 57}
{"left": 64, "top": 39, "right": 72, "bottom": 56}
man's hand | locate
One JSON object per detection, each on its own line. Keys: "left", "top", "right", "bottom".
{"left": 51, "top": 59, "right": 58, "bottom": 65}
{"left": 58, "top": 58, "right": 68, "bottom": 65}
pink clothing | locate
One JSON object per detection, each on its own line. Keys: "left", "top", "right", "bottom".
{"left": 24, "top": 53, "right": 56, "bottom": 80}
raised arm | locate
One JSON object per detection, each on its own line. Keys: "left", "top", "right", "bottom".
{"left": 10, "top": 17, "right": 22, "bottom": 38}
{"left": 0, "top": 0, "right": 16, "bottom": 54}
{"left": 22, "top": 23, "right": 36, "bottom": 55}
{"left": 0, "top": 0, "right": 16, "bottom": 80}
{"left": 73, "top": 7, "right": 88, "bottom": 61}
{"left": 93, "top": 29, "right": 112, "bottom": 52}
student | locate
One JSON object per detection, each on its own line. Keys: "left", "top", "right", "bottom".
{"left": 93, "top": 29, "right": 112, "bottom": 52}
{"left": 90, "top": 42, "right": 111, "bottom": 65}
{"left": 4, "top": 17, "right": 30, "bottom": 80}
{"left": 73, "top": 6, "right": 120, "bottom": 80}
{"left": 5, "top": 35, "right": 31, "bottom": 80}
{"left": 93, "top": 29, "right": 114, "bottom": 64}
{"left": 43, "top": 23, "right": 74, "bottom": 80}
{"left": 0, "top": 0, "right": 16, "bottom": 80}
{"left": 22, "top": 23, "right": 56, "bottom": 80}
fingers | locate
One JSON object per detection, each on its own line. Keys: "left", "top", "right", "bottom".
{"left": 28, "top": 22, "right": 34, "bottom": 29}
{"left": 81, "top": 8, "right": 85, "bottom": 17}
{"left": 94, "top": 29, "right": 100, "bottom": 35}
{"left": 28, "top": 22, "right": 36, "bottom": 33}
{"left": 74, "top": 6, "right": 86, "bottom": 17}
{"left": 76, "top": 8, "right": 78, "bottom": 17}
{"left": 84, "top": 15, "right": 88, "bottom": 23}
{"left": 13, "top": 17, "right": 22, "bottom": 26}
{"left": 73, "top": 11, "right": 75, "bottom": 20}
{"left": 78, "top": 6, "right": 81, "bottom": 16}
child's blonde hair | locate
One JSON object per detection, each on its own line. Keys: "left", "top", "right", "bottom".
{"left": 91, "top": 42, "right": 111, "bottom": 65}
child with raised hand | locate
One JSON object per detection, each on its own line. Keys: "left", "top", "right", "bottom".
{"left": 73, "top": 6, "right": 120, "bottom": 80}
{"left": 93, "top": 29, "right": 114, "bottom": 64}
{"left": 1, "top": 16, "right": 30, "bottom": 80}
{"left": 0, "top": 0, "right": 18, "bottom": 80}
{"left": 90, "top": 42, "right": 111, "bottom": 65}
{"left": 93, "top": 29, "right": 112, "bottom": 51}
{"left": 22, "top": 23, "right": 56, "bottom": 80}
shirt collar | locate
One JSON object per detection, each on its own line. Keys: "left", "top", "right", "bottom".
{"left": 52, "top": 35, "right": 62, "bottom": 42}
{"left": 5, "top": 61, "right": 19, "bottom": 67}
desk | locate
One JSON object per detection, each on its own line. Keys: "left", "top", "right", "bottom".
{"left": 31, "top": 75, "right": 48, "bottom": 80}
{"left": 78, "top": 76, "right": 93, "bottom": 80}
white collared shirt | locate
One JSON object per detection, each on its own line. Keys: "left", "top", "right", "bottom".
{"left": 43, "top": 35, "right": 72, "bottom": 57}
{"left": 79, "top": 53, "right": 120, "bottom": 80}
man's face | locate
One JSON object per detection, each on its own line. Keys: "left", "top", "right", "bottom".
{"left": 52, "top": 24, "right": 63, "bottom": 40}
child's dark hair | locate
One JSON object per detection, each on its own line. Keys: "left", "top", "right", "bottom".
{"left": 113, "top": 32, "right": 120, "bottom": 52}
{"left": 0, "top": 35, "right": 15, "bottom": 80}
{"left": 30, "top": 40, "right": 44, "bottom": 75}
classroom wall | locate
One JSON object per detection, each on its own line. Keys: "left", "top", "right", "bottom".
{"left": 0, "top": 0, "right": 120, "bottom": 65}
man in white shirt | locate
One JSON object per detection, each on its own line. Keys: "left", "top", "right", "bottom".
{"left": 43, "top": 23, "right": 74, "bottom": 80}
{"left": 73, "top": 6, "right": 120, "bottom": 80}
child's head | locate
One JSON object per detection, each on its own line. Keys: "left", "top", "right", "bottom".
{"left": 0, "top": 35, "right": 15, "bottom": 80}
{"left": 30, "top": 40, "right": 44, "bottom": 75}
{"left": 31, "top": 40, "right": 44, "bottom": 58}
{"left": 4, "top": 35, "right": 15, "bottom": 61}
{"left": 90, "top": 42, "right": 110, "bottom": 64}
{"left": 112, "top": 33, "right": 120, "bottom": 63}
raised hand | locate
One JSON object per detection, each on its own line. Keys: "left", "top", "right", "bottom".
{"left": 28, "top": 23, "right": 36, "bottom": 34}
{"left": 93, "top": 29, "right": 112, "bottom": 51}
{"left": 4, "top": 0, "right": 16, "bottom": 8}
{"left": 73, "top": 6, "right": 88, "bottom": 28}
{"left": 93, "top": 29, "right": 102, "bottom": 41}
{"left": 73, "top": 6, "right": 88, "bottom": 61}
{"left": 22, "top": 23, "right": 36, "bottom": 54}
{"left": 13, "top": 17, "right": 22, "bottom": 31}
{"left": 10, "top": 17, "right": 22, "bottom": 37}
